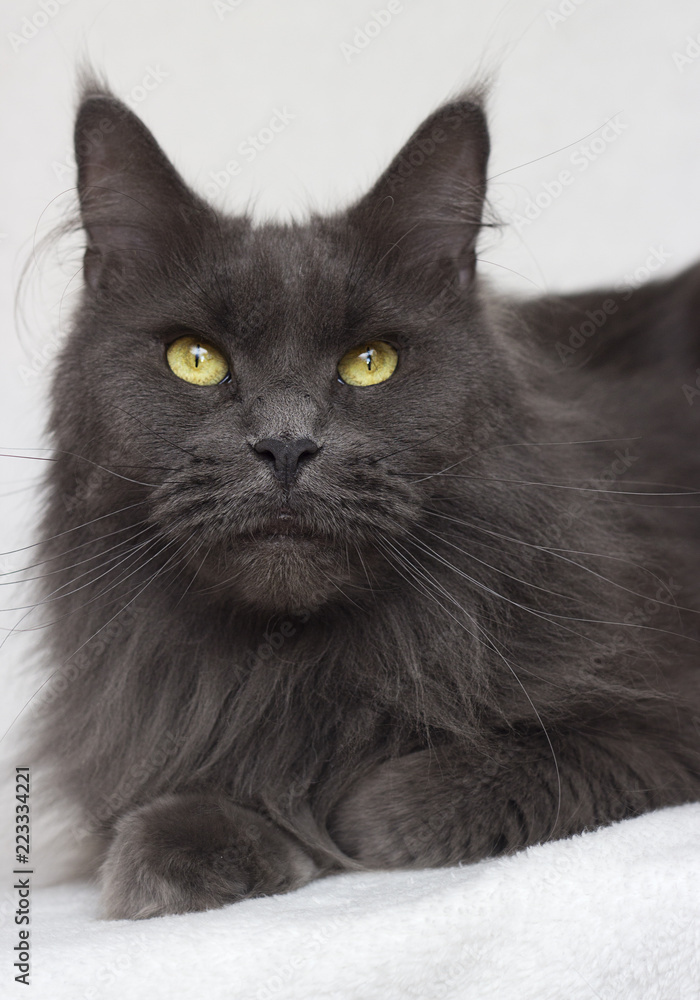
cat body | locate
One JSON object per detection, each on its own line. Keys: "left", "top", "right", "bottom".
{"left": 33, "top": 84, "right": 700, "bottom": 918}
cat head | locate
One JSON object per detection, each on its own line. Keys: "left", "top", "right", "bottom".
{"left": 52, "top": 82, "right": 510, "bottom": 614}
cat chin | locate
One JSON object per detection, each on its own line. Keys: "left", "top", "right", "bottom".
{"left": 202, "top": 535, "right": 352, "bottom": 614}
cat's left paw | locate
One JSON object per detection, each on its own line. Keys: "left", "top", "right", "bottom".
{"left": 100, "top": 793, "right": 318, "bottom": 919}
{"left": 329, "top": 750, "right": 467, "bottom": 868}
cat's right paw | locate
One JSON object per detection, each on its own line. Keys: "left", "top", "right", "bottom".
{"left": 99, "top": 793, "right": 318, "bottom": 919}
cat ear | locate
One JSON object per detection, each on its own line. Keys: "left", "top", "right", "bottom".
{"left": 74, "top": 88, "right": 206, "bottom": 290}
{"left": 348, "top": 96, "right": 490, "bottom": 290}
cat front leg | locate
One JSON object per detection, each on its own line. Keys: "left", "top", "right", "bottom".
{"left": 328, "top": 728, "right": 699, "bottom": 868}
{"left": 100, "top": 793, "right": 319, "bottom": 919}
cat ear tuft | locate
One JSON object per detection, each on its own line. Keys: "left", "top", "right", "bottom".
{"left": 74, "top": 86, "right": 206, "bottom": 290}
{"left": 348, "top": 95, "right": 491, "bottom": 291}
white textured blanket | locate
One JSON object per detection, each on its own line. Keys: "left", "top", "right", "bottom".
{"left": 3, "top": 804, "right": 699, "bottom": 1000}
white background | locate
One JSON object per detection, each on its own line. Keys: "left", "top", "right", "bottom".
{"left": 1, "top": 0, "right": 700, "bottom": 779}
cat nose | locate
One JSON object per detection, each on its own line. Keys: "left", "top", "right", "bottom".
{"left": 253, "top": 437, "right": 320, "bottom": 489}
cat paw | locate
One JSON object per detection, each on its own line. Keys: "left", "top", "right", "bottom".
{"left": 100, "top": 793, "right": 318, "bottom": 919}
{"left": 329, "top": 750, "right": 467, "bottom": 868}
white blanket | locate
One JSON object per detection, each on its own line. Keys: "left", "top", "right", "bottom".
{"left": 3, "top": 804, "right": 699, "bottom": 1000}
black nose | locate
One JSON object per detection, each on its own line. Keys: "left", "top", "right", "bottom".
{"left": 253, "top": 437, "right": 319, "bottom": 489}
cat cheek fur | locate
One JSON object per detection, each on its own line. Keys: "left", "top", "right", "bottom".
{"left": 31, "top": 78, "right": 700, "bottom": 920}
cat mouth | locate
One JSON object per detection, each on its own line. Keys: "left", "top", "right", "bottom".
{"left": 244, "top": 509, "right": 326, "bottom": 542}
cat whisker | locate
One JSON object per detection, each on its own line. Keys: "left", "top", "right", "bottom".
{"left": 475, "top": 257, "right": 545, "bottom": 291}
{"left": 1, "top": 530, "right": 160, "bottom": 615}
{"left": 373, "top": 426, "right": 448, "bottom": 464}
{"left": 189, "top": 563, "right": 246, "bottom": 597}
{"left": 410, "top": 470, "right": 700, "bottom": 499}
{"left": 375, "top": 534, "right": 563, "bottom": 838}
{"left": 403, "top": 529, "right": 603, "bottom": 647}
{"left": 411, "top": 523, "right": 592, "bottom": 607}
{"left": 389, "top": 435, "right": 643, "bottom": 484}
{"left": 376, "top": 535, "right": 483, "bottom": 642}
{"left": 324, "top": 574, "right": 363, "bottom": 610}
{"left": 172, "top": 539, "right": 211, "bottom": 608}
{"left": 56, "top": 263, "right": 90, "bottom": 339}
{"left": 0, "top": 521, "right": 153, "bottom": 587}
{"left": 394, "top": 533, "right": 565, "bottom": 820}
{"left": 422, "top": 508, "right": 691, "bottom": 619}
{"left": 110, "top": 402, "right": 200, "bottom": 460}
{"left": 0, "top": 533, "right": 177, "bottom": 637}
{"left": 352, "top": 541, "right": 375, "bottom": 594}
{"left": 398, "top": 469, "right": 700, "bottom": 494}
{"left": 0, "top": 536, "right": 157, "bottom": 648}
{"left": 0, "top": 533, "right": 195, "bottom": 747}
{"left": 413, "top": 520, "right": 697, "bottom": 643}
{"left": 0, "top": 507, "right": 151, "bottom": 574}
{"left": 0, "top": 447, "right": 173, "bottom": 489}
{"left": 370, "top": 538, "right": 440, "bottom": 728}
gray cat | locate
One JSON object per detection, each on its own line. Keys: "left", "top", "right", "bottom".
{"left": 30, "top": 80, "right": 700, "bottom": 919}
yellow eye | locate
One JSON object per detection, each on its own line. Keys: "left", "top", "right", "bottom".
{"left": 166, "top": 336, "right": 229, "bottom": 386}
{"left": 337, "top": 341, "right": 398, "bottom": 386}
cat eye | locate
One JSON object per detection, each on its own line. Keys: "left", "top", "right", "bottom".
{"left": 337, "top": 341, "right": 398, "bottom": 386}
{"left": 166, "top": 335, "right": 230, "bottom": 386}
